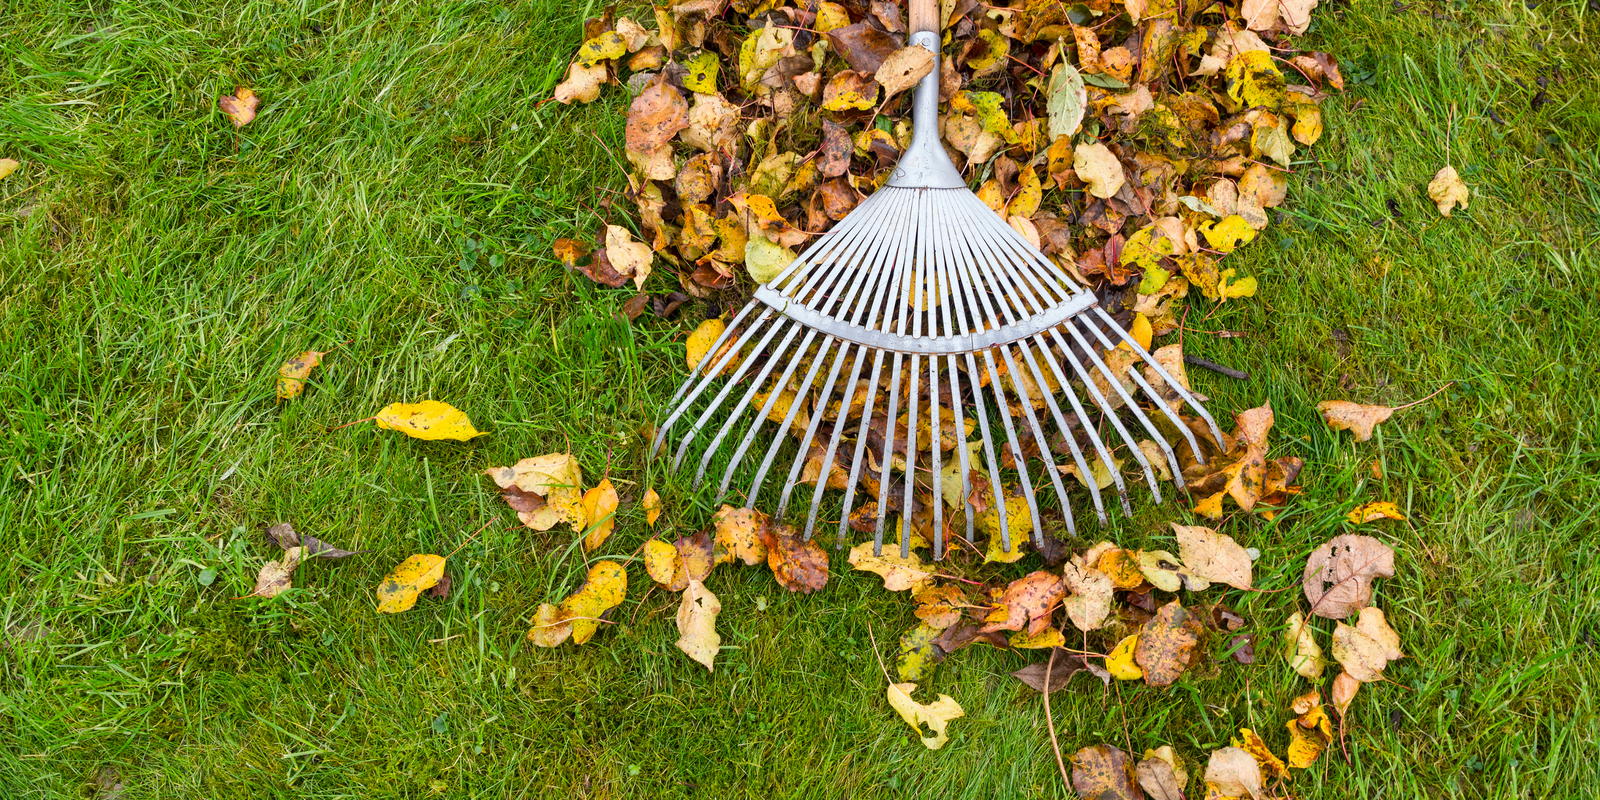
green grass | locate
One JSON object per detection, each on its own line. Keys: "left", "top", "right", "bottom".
{"left": 3, "top": 0, "right": 1598, "bottom": 797}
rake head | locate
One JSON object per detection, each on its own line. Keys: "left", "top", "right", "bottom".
{"left": 651, "top": 30, "right": 1222, "bottom": 559}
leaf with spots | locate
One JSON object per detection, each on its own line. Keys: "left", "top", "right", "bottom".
{"left": 1134, "top": 601, "right": 1205, "bottom": 686}
{"left": 759, "top": 522, "right": 830, "bottom": 593}
{"left": 373, "top": 401, "right": 486, "bottom": 441}
{"left": 1071, "top": 744, "right": 1141, "bottom": 800}
{"left": 375, "top": 554, "right": 446, "bottom": 613}
{"left": 276, "top": 350, "right": 325, "bottom": 401}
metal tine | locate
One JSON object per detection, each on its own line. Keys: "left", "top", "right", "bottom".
{"left": 939, "top": 203, "right": 1030, "bottom": 551}
{"left": 873, "top": 352, "right": 905, "bottom": 556}
{"left": 792, "top": 344, "right": 864, "bottom": 532}
{"left": 1075, "top": 318, "right": 1204, "bottom": 467}
{"left": 945, "top": 199, "right": 1049, "bottom": 549}
{"left": 898, "top": 188, "right": 934, "bottom": 559}
{"left": 711, "top": 331, "right": 833, "bottom": 501}
{"left": 694, "top": 325, "right": 815, "bottom": 483}
{"left": 951, "top": 202, "right": 1094, "bottom": 527}
{"left": 1055, "top": 320, "right": 1180, "bottom": 510}
{"left": 763, "top": 188, "right": 890, "bottom": 292}
{"left": 871, "top": 194, "right": 926, "bottom": 555}
{"left": 657, "top": 310, "right": 778, "bottom": 457}
{"left": 925, "top": 194, "right": 975, "bottom": 555}
{"left": 653, "top": 303, "right": 764, "bottom": 453}
{"left": 926, "top": 355, "right": 944, "bottom": 559}
{"left": 784, "top": 193, "right": 903, "bottom": 312}
{"left": 900, "top": 354, "right": 921, "bottom": 559}
{"left": 672, "top": 318, "right": 794, "bottom": 468}
{"left": 1042, "top": 325, "right": 1160, "bottom": 509}
{"left": 776, "top": 342, "right": 854, "bottom": 518}
{"left": 918, "top": 204, "right": 944, "bottom": 560}
{"left": 837, "top": 188, "right": 923, "bottom": 546}
{"left": 1028, "top": 333, "right": 1122, "bottom": 520}
{"left": 1091, "top": 306, "right": 1224, "bottom": 447}
{"left": 1122, "top": 368, "right": 1191, "bottom": 491}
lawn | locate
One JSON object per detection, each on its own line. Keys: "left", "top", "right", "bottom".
{"left": 2, "top": 0, "right": 1598, "bottom": 797}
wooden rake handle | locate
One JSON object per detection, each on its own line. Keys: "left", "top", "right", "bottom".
{"left": 908, "top": 0, "right": 939, "bottom": 34}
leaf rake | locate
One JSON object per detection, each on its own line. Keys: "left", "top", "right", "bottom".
{"left": 653, "top": 1, "right": 1221, "bottom": 559}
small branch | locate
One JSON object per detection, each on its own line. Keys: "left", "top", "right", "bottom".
{"left": 1184, "top": 354, "right": 1251, "bottom": 380}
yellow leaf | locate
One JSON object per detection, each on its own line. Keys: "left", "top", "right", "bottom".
{"left": 1428, "top": 165, "right": 1470, "bottom": 216}
{"left": 1225, "top": 50, "right": 1285, "bottom": 108}
{"left": 1106, "top": 633, "right": 1144, "bottom": 680}
{"left": 1347, "top": 501, "right": 1405, "bottom": 524}
{"left": 373, "top": 400, "right": 485, "bottom": 441}
{"left": 1009, "top": 627, "right": 1066, "bottom": 649}
{"left": 978, "top": 491, "right": 1033, "bottom": 561}
{"left": 0, "top": 158, "right": 19, "bottom": 180}
{"left": 605, "top": 225, "right": 654, "bottom": 290}
{"left": 218, "top": 87, "right": 260, "bottom": 127}
{"left": 847, "top": 541, "right": 934, "bottom": 592}
{"left": 675, "top": 578, "right": 722, "bottom": 670}
{"left": 1199, "top": 215, "right": 1258, "bottom": 253}
{"left": 964, "top": 29, "right": 1009, "bottom": 74}
{"left": 276, "top": 350, "right": 325, "bottom": 401}
{"left": 376, "top": 554, "right": 446, "bottom": 613}
{"left": 814, "top": 0, "right": 851, "bottom": 32}
{"left": 713, "top": 504, "right": 769, "bottom": 565}
{"left": 526, "top": 602, "right": 570, "bottom": 647}
{"left": 875, "top": 45, "right": 936, "bottom": 99}
{"left": 642, "top": 488, "right": 662, "bottom": 527}
{"left": 1231, "top": 728, "right": 1289, "bottom": 780}
{"left": 1007, "top": 166, "right": 1042, "bottom": 219}
{"left": 484, "top": 453, "right": 585, "bottom": 531}
{"left": 1284, "top": 610, "right": 1327, "bottom": 679}
{"left": 554, "top": 61, "right": 607, "bottom": 105}
{"left": 582, "top": 478, "right": 620, "bottom": 552}
{"left": 1316, "top": 400, "right": 1396, "bottom": 442}
{"left": 1218, "top": 268, "right": 1258, "bottom": 300}
{"left": 1286, "top": 693, "right": 1333, "bottom": 769}
{"left": 1074, "top": 141, "right": 1125, "bottom": 199}
{"left": 950, "top": 91, "right": 1018, "bottom": 142}
{"left": 682, "top": 51, "right": 721, "bottom": 94}
{"left": 686, "top": 317, "right": 727, "bottom": 370}
{"left": 1193, "top": 491, "right": 1225, "bottom": 520}
{"left": 745, "top": 235, "right": 797, "bottom": 284}
{"left": 886, "top": 682, "right": 964, "bottom": 750}
{"left": 530, "top": 560, "right": 628, "bottom": 646}
{"left": 576, "top": 31, "right": 627, "bottom": 67}
{"left": 821, "top": 70, "right": 877, "bottom": 111}
{"left": 643, "top": 538, "right": 687, "bottom": 590}
{"left": 1120, "top": 224, "right": 1177, "bottom": 274}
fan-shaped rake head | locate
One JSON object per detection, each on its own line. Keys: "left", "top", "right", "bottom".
{"left": 650, "top": 29, "right": 1221, "bottom": 560}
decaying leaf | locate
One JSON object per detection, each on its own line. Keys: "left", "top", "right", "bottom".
{"left": 373, "top": 400, "right": 486, "bottom": 441}
{"left": 1062, "top": 560, "right": 1115, "bottom": 632}
{"left": 1204, "top": 746, "right": 1263, "bottom": 800}
{"left": 1106, "top": 633, "right": 1144, "bottom": 680}
{"left": 1071, "top": 744, "right": 1140, "bottom": 800}
{"left": 527, "top": 560, "right": 627, "bottom": 646}
{"left": 276, "top": 350, "right": 325, "bottom": 401}
{"left": 485, "top": 454, "right": 586, "bottom": 532}
{"left": 1316, "top": 400, "right": 1396, "bottom": 442}
{"left": 675, "top": 578, "right": 722, "bottom": 670}
{"left": 897, "top": 622, "right": 945, "bottom": 682}
{"left": 1074, "top": 142, "right": 1125, "bottom": 199}
{"left": 1136, "top": 746, "right": 1188, "bottom": 800}
{"left": 265, "top": 522, "right": 364, "bottom": 559}
{"left": 886, "top": 682, "right": 964, "bottom": 750}
{"left": 1347, "top": 501, "right": 1405, "bottom": 524}
{"left": 713, "top": 505, "right": 769, "bottom": 565}
{"left": 247, "top": 546, "right": 304, "bottom": 599}
{"left": 218, "top": 88, "right": 260, "bottom": 127}
{"left": 1284, "top": 610, "right": 1328, "bottom": 680}
{"left": 1135, "top": 601, "right": 1205, "bottom": 686}
{"left": 1332, "top": 606, "right": 1404, "bottom": 681}
{"left": 1331, "top": 670, "right": 1361, "bottom": 716}
{"left": 1232, "top": 728, "right": 1289, "bottom": 780}
{"left": 375, "top": 554, "right": 447, "bottom": 613}
{"left": 1011, "top": 647, "right": 1111, "bottom": 693}
{"left": 644, "top": 538, "right": 688, "bottom": 591}
{"left": 875, "top": 45, "right": 935, "bottom": 98}
{"left": 1302, "top": 534, "right": 1396, "bottom": 619}
{"left": 686, "top": 317, "right": 727, "bottom": 370}
{"left": 980, "top": 570, "right": 1065, "bottom": 636}
{"left": 760, "top": 522, "right": 830, "bottom": 593}
{"left": 582, "top": 478, "right": 620, "bottom": 552}
{"left": 1286, "top": 690, "right": 1333, "bottom": 768}
{"left": 1172, "top": 524, "right": 1253, "bottom": 590}
{"left": 1427, "top": 165, "right": 1470, "bottom": 216}
{"left": 642, "top": 488, "right": 662, "bottom": 527}
{"left": 848, "top": 541, "right": 934, "bottom": 592}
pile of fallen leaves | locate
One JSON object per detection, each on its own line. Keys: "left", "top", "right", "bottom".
{"left": 550, "top": 0, "right": 1345, "bottom": 324}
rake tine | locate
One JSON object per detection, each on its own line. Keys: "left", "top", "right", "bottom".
{"left": 926, "top": 355, "right": 944, "bottom": 559}
{"left": 999, "top": 344, "right": 1073, "bottom": 530}
{"left": 1027, "top": 333, "right": 1119, "bottom": 520}
{"left": 1057, "top": 321, "right": 1180, "bottom": 508}
{"left": 1041, "top": 326, "right": 1158, "bottom": 508}
{"left": 799, "top": 344, "right": 867, "bottom": 537}
{"left": 1014, "top": 338, "right": 1098, "bottom": 530}
{"left": 927, "top": 202, "right": 975, "bottom": 554}
{"left": 652, "top": 303, "right": 764, "bottom": 454}
{"left": 1089, "top": 306, "right": 1224, "bottom": 448}
{"left": 873, "top": 353, "right": 904, "bottom": 556}
{"left": 1123, "top": 368, "right": 1192, "bottom": 490}
{"left": 715, "top": 331, "right": 833, "bottom": 503}
{"left": 1075, "top": 320, "right": 1202, "bottom": 468}
{"left": 839, "top": 348, "right": 887, "bottom": 543}
{"left": 672, "top": 318, "right": 793, "bottom": 468}
{"left": 693, "top": 325, "right": 812, "bottom": 483}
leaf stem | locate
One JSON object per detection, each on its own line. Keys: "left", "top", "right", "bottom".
{"left": 1389, "top": 381, "right": 1453, "bottom": 412}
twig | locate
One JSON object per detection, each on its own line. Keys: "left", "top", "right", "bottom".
{"left": 1390, "top": 381, "right": 1454, "bottom": 412}
{"left": 1184, "top": 354, "right": 1251, "bottom": 380}
{"left": 444, "top": 519, "right": 495, "bottom": 559}
{"left": 328, "top": 416, "right": 376, "bottom": 432}
{"left": 1044, "top": 650, "right": 1071, "bottom": 791}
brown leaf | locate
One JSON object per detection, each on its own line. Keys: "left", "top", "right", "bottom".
{"left": 1135, "top": 746, "right": 1188, "bottom": 800}
{"left": 1316, "top": 400, "right": 1396, "bottom": 442}
{"left": 1011, "top": 647, "right": 1111, "bottom": 693}
{"left": 500, "top": 485, "right": 547, "bottom": 515}
{"left": 1062, "top": 560, "right": 1115, "bottom": 632}
{"left": 875, "top": 45, "right": 936, "bottom": 98}
{"left": 621, "top": 292, "right": 651, "bottom": 320}
{"left": 264, "top": 522, "right": 365, "bottom": 559}
{"left": 1302, "top": 534, "right": 1396, "bottom": 619}
{"left": 426, "top": 572, "right": 452, "bottom": 599}
{"left": 817, "top": 177, "right": 859, "bottom": 219}
{"left": 676, "top": 530, "right": 716, "bottom": 581}
{"left": 1070, "top": 744, "right": 1141, "bottom": 800}
{"left": 759, "top": 522, "right": 830, "bottom": 593}
{"left": 930, "top": 621, "right": 1009, "bottom": 654}
{"left": 816, "top": 119, "right": 853, "bottom": 178}
{"left": 247, "top": 546, "right": 303, "bottom": 599}
{"left": 1134, "top": 601, "right": 1205, "bottom": 686}
{"left": 827, "top": 22, "right": 902, "bottom": 74}
{"left": 1230, "top": 634, "right": 1256, "bottom": 664}
{"left": 1172, "top": 524, "right": 1252, "bottom": 590}
{"left": 576, "top": 247, "right": 631, "bottom": 287}
{"left": 625, "top": 81, "right": 690, "bottom": 154}
{"left": 1204, "top": 746, "right": 1263, "bottom": 799}
{"left": 218, "top": 88, "right": 260, "bottom": 128}
{"left": 979, "top": 570, "right": 1065, "bottom": 636}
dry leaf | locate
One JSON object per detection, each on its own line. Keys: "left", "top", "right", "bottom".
{"left": 1427, "top": 165, "right": 1470, "bottom": 216}
{"left": 554, "top": 61, "right": 607, "bottom": 104}
{"left": 875, "top": 45, "right": 936, "bottom": 98}
{"left": 1062, "top": 560, "right": 1115, "bottom": 632}
{"left": 528, "top": 560, "right": 627, "bottom": 645}
{"left": 1303, "top": 534, "right": 1396, "bottom": 618}
{"left": 886, "top": 682, "right": 964, "bottom": 750}
{"left": 485, "top": 454, "right": 585, "bottom": 531}
{"left": 604, "top": 225, "right": 654, "bottom": 290}
{"left": 1074, "top": 142, "right": 1125, "bottom": 199}
{"left": 1331, "top": 670, "right": 1361, "bottom": 717}
{"left": 0, "top": 159, "right": 19, "bottom": 180}
{"left": 218, "top": 88, "right": 260, "bottom": 127}
{"left": 1284, "top": 610, "right": 1328, "bottom": 680}
{"left": 848, "top": 541, "right": 934, "bottom": 592}
{"left": 1136, "top": 746, "right": 1188, "bottom": 800}
{"left": 276, "top": 350, "right": 325, "bottom": 401}
{"left": 1232, "top": 728, "right": 1289, "bottom": 780}
{"left": 1347, "top": 501, "right": 1405, "bottom": 524}
{"left": 1204, "top": 746, "right": 1263, "bottom": 800}
{"left": 581, "top": 478, "right": 620, "bottom": 552}
{"left": 626, "top": 82, "right": 690, "bottom": 153}
{"left": 1316, "top": 400, "right": 1396, "bottom": 442}
{"left": 1011, "top": 648, "right": 1111, "bottom": 693}
{"left": 686, "top": 317, "right": 727, "bottom": 370}
{"left": 642, "top": 488, "right": 662, "bottom": 527}
{"left": 1173, "top": 524, "right": 1253, "bottom": 590}
{"left": 713, "top": 505, "right": 769, "bottom": 565}
{"left": 1071, "top": 744, "right": 1140, "bottom": 800}
{"left": 373, "top": 400, "right": 485, "bottom": 441}
{"left": 979, "top": 570, "right": 1065, "bottom": 636}
{"left": 644, "top": 538, "right": 689, "bottom": 591}
{"left": 1135, "top": 601, "right": 1205, "bottom": 686}
{"left": 1106, "top": 633, "right": 1144, "bottom": 680}
{"left": 1286, "top": 690, "right": 1333, "bottom": 768}
{"left": 675, "top": 578, "right": 722, "bottom": 670}
{"left": 760, "top": 522, "right": 830, "bottom": 593}
{"left": 247, "top": 546, "right": 304, "bottom": 599}
{"left": 264, "top": 521, "right": 364, "bottom": 559}
{"left": 375, "top": 554, "right": 446, "bottom": 613}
